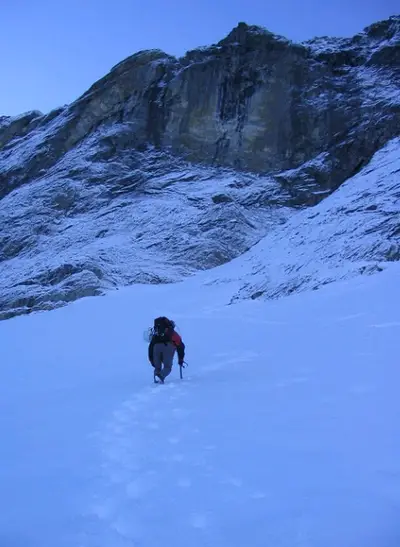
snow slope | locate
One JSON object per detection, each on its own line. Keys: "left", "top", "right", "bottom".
{"left": 0, "top": 135, "right": 291, "bottom": 319}
{"left": 207, "top": 137, "right": 400, "bottom": 302}
{"left": 1, "top": 259, "right": 399, "bottom": 547}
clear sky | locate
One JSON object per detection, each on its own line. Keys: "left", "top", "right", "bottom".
{"left": 1, "top": 0, "right": 398, "bottom": 116}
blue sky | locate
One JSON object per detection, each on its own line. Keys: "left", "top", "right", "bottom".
{"left": 1, "top": 0, "right": 398, "bottom": 116}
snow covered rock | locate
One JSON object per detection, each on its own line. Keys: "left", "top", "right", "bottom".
{"left": 0, "top": 16, "right": 399, "bottom": 318}
{"left": 0, "top": 142, "right": 291, "bottom": 319}
{"left": 206, "top": 138, "right": 400, "bottom": 302}
{"left": 2, "top": 16, "right": 399, "bottom": 187}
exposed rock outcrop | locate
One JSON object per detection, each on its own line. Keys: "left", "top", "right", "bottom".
{"left": 0, "top": 16, "right": 399, "bottom": 319}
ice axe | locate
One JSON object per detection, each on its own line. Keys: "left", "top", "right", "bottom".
{"left": 179, "top": 360, "right": 189, "bottom": 379}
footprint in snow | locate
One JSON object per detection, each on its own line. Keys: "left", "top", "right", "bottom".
{"left": 251, "top": 491, "right": 267, "bottom": 500}
{"left": 126, "top": 474, "right": 157, "bottom": 499}
{"left": 168, "top": 436, "right": 180, "bottom": 444}
{"left": 190, "top": 513, "right": 209, "bottom": 529}
{"left": 177, "top": 477, "right": 192, "bottom": 488}
{"left": 349, "top": 385, "right": 374, "bottom": 394}
{"left": 171, "top": 453, "right": 185, "bottom": 462}
{"left": 223, "top": 477, "right": 243, "bottom": 487}
{"left": 276, "top": 377, "right": 308, "bottom": 388}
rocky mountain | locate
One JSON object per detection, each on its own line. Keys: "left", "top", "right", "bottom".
{"left": 0, "top": 16, "right": 399, "bottom": 319}
{"left": 203, "top": 137, "right": 400, "bottom": 302}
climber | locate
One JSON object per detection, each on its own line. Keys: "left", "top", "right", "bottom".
{"left": 148, "top": 316, "right": 185, "bottom": 383}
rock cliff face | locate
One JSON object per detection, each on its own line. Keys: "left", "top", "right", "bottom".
{"left": 0, "top": 16, "right": 399, "bottom": 319}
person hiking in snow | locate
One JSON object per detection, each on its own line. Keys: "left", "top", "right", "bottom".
{"left": 148, "top": 317, "right": 185, "bottom": 383}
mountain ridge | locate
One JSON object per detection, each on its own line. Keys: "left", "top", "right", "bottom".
{"left": 0, "top": 15, "right": 399, "bottom": 319}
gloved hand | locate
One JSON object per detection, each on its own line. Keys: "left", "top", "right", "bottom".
{"left": 178, "top": 359, "right": 184, "bottom": 366}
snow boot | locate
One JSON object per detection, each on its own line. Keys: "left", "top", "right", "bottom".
{"left": 154, "top": 371, "right": 164, "bottom": 384}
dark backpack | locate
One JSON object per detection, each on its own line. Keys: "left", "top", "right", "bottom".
{"left": 153, "top": 316, "right": 175, "bottom": 341}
